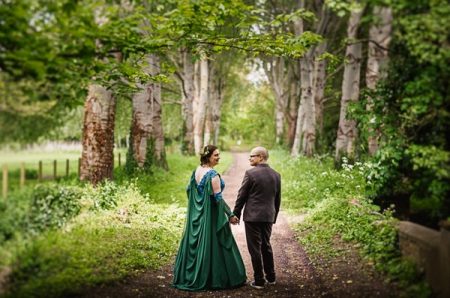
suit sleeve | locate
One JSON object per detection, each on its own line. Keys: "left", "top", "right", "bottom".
{"left": 233, "top": 171, "right": 251, "bottom": 220}
{"left": 273, "top": 173, "right": 281, "bottom": 224}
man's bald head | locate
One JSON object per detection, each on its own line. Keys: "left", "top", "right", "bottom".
{"left": 250, "top": 146, "right": 269, "bottom": 162}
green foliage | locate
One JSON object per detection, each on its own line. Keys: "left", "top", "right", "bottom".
{"left": 26, "top": 184, "right": 83, "bottom": 234}
{"left": 7, "top": 186, "right": 185, "bottom": 297}
{"left": 0, "top": 189, "right": 32, "bottom": 245}
{"left": 1, "top": 151, "right": 233, "bottom": 295}
{"left": 221, "top": 80, "right": 276, "bottom": 147}
{"left": 352, "top": 0, "right": 450, "bottom": 226}
{"left": 272, "top": 151, "right": 366, "bottom": 212}
{"left": 272, "top": 150, "right": 431, "bottom": 296}
{"left": 87, "top": 180, "right": 120, "bottom": 211}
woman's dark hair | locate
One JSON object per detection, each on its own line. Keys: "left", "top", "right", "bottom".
{"left": 200, "top": 145, "right": 218, "bottom": 165}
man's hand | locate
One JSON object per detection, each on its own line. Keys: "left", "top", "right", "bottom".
{"left": 229, "top": 216, "right": 240, "bottom": 225}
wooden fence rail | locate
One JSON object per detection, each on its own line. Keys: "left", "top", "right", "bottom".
{"left": 1, "top": 153, "right": 122, "bottom": 199}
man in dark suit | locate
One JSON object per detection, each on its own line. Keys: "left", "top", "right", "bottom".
{"left": 231, "top": 146, "right": 281, "bottom": 289}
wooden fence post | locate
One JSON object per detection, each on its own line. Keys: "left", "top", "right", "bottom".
{"left": 66, "top": 159, "right": 69, "bottom": 177}
{"left": 20, "top": 162, "right": 25, "bottom": 188}
{"left": 2, "top": 165, "right": 7, "bottom": 199}
{"left": 53, "top": 160, "right": 57, "bottom": 180}
{"left": 38, "top": 161, "right": 43, "bottom": 182}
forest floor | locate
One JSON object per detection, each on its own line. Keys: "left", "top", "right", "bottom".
{"left": 77, "top": 152, "right": 398, "bottom": 298}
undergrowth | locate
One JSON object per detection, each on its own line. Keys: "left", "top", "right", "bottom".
{"left": 0, "top": 152, "right": 232, "bottom": 297}
{"left": 271, "top": 150, "right": 431, "bottom": 297}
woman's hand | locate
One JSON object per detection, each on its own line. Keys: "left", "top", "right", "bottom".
{"left": 229, "top": 216, "right": 240, "bottom": 225}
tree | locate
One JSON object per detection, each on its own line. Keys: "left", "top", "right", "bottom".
{"left": 80, "top": 84, "right": 116, "bottom": 185}
{"left": 356, "top": 0, "right": 450, "bottom": 225}
{"left": 335, "top": 4, "right": 364, "bottom": 162}
{"left": 366, "top": 6, "right": 393, "bottom": 156}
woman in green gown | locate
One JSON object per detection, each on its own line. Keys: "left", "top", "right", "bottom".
{"left": 173, "top": 145, "right": 246, "bottom": 291}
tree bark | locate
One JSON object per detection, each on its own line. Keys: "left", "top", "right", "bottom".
{"left": 300, "top": 51, "right": 316, "bottom": 157}
{"left": 291, "top": 0, "right": 316, "bottom": 157}
{"left": 286, "top": 61, "right": 300, "bottom": 148}
{"left": 313, "top": 41, "right": 327, "bottom": 135}
{"left": 335, "top": 8, "right": 363, "bottom": 161}
{"left": 80, "top": 84, "right": 116, "bottom": 185}
{"left": 203, "top": 59, "right": 224, "bottom": 146}
{"left": 204, "top": 62, "right": 214, "bottom": 146}
{"left": 130, "top": 72, "right": 153, "bottom": 169}
{"left": 193, "top": 58, "right": 208, "bottom": 155}
{"left": 263, "top": 57, "right": 289, "bottom": 145}
{"left": 149, "top": 55, "right": 168, "bottom": 170}
{"left": 180, "top": 50, "right": 195, "bottom": 155}
{"left": 366, "top": 6, "right": 393, "bottom": 156}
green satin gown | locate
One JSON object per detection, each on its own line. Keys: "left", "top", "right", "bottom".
{"left": 172, "top": 169, "right": 246, "bottom": 291}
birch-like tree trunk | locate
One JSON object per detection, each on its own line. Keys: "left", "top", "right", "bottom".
{"left": 366, "top": 6, "right": 393, "bottom": 156}
{"left": 130, "top": 77, "right": 153, "bottom": 168}
{"left": 149, "top": 55, "right": 168, "bottom": 170}
{"left": 291, "top": 97, "right": 305, "bottom": 156}
{"left": 286, "top": 62, "right": 300, "bottom": 147}
{"left": 291, "top": 0, "right": 316, "bottom": 157}
{"left": 291, "top": 1, "right": 306, "bottom": 157}
{"left": 335, "top": 8, "right": 364, "bottom": 161}
{"left": 180, "top": 50, "right": 195, "bottom": 155}
{"left": 300, "top": 52, "right": 316, "bottom": 157}
{"left": 203, "top": 62, "right": 214, "bottom": 146}
{"left": 80, "top": 84, "right": 116, "bottom": 185}
{"left": 193, "top": 58, "right": 208, "bottom": 155}
{"left": 263, "top": 57, "right": 289, "bottom": 145}
{"left": 313, "top": 41, "right": 327, "bottom": 134}
{"left": 211, "top": 62, "right": 224, "bottom": 146}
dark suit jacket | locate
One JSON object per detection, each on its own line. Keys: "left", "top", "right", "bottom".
{"left": 233, "top": 163, "right": 281, "bottom": 223}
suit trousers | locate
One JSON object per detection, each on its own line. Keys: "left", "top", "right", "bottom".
{"left": 244, "top": 222, "right": 275, "bottom": 286}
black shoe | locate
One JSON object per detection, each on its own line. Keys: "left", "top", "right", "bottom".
{"left": 249, "top": 281, "right": 265, "bottom": 289}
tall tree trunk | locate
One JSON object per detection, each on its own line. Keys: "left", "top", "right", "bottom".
{"left": 263, "top": 57, "right": 289, "bottom": 145}
{"left": 291, "top": 97, "right": 305, "bottom": 156}
{"left": 80, "top": 84, "right": 116, "bottom": 185}
{"left": 292, "top": 0, "right": 316, "bottom": 157}
{"left": 193, "top": 58, "right": 208, "bottom": 155}
{"left": 149, "top": 55, "right": 168, "bottom": 170}
{"left": 335, "top": 8, "right": 364, "bottom": 161}
{"left": 366, "top": 6, "right": 393, "bottom": 156}
{"left": 211, "top": 62, "right": 224, "bottom": 146}
{"left": 203, "top": 103, "right": 212, "bottom": 146}
{"left": 313, "top": 41, "right": 327, "bottom": 135}
{"left": 300, "top": 51, "right": 316, "bottom": 157}
{"left": 180, "top": 50, "right": 195, "bottom": 155}
{"left": 130, "top": 79, "right": 153, "bottom": 169}
{"left": 203, "top": 62, "right": 214, "bottom": 146}
{"left": 291, "top": 1, "right": 305, "bottom": 157}
{"left": 286, "top": 61, "right": 300, "bottom": 148}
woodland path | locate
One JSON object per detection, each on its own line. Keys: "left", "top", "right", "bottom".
{"left": 79, "top": 152, "right": 396, "bottom": 298}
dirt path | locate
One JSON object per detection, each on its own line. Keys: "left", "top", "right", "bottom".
{"left": 79, "top": 152, "right": 395, "bottom": 298}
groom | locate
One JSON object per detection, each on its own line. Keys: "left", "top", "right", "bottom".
{"left": 230, "top": 146, "right": 281, "bottom": 289}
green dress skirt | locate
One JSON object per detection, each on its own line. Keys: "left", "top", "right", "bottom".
{"left": 172, "top": 169, "right": 246, "bottom": 291}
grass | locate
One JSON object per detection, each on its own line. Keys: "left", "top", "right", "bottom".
{"left": 0, "top": 149, "right": 127, "bottom": 195}
{"left": 0, "top": 150, "right": 233, "bottom": 297}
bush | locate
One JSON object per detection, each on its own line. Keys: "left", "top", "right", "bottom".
{"left": 7, "top": 184, "right": 185, "bottom": 297}
{"left": 27, "top": 184, "right": 83, "bottom": 234}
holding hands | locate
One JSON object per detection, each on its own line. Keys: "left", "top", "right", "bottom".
{"left": 229, "top": 215, "right": 240, "bottom": 225}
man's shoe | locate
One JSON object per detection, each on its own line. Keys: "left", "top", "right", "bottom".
{"left": 266, "top": 280, "right": 276, "bottom": 285}
{"left": 249, "top": 281, "right": 265, "bottom": 289}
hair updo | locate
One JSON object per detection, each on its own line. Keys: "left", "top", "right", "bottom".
{"left": 200, "top": 145, "right": 218, "bottom": 165}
